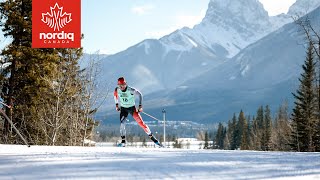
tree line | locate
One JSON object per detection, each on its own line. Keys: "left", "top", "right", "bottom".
{"left": 213, "top": 104, "right": 292, "bottom": 151}
{"left": 214, "top": 17, "right": 320, "bottom": 152}
{"left": 0, "top": 0, "right": 103, "bottom": 146}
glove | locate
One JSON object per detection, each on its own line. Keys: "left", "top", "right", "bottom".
{"left": 138, "top": 105, "right": 143, "bottom": 112}
{"left": 115, "top": 104, "right": 120, "bottom": 111}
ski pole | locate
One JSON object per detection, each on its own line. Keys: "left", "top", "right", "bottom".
{"left": 141, "top": 111, "right": 162, "bottom": 122}
{"left": 0, "top": 108, "right": 30, "bottom": 147}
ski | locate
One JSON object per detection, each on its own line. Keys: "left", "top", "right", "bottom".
{"left": 117, "top": 143, "right": 126, "bottom": 147}
{"left": 154, "top": 142, "right": 165, "bottom": 148}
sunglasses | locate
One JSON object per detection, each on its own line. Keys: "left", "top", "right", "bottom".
{"left": 118, "top": 84, "right": 126, "bottom": 88}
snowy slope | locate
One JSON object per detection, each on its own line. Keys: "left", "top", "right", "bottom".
{"left": 96, "top": 0, "right": 274, "bottom": 96}
{"left": 288, "top": 0, "right": 320, "bottom": 16}
{"left": 96, "top": 0, "right": 320, "bottom": 122}
{"left": 0, "top": 144, "right": 319, "bottom": 180}
{"left": 141, "top": 6, "right": 320, "bottom": 123}
{"left": 270, "top": 0, "right": 320, "bottom": 30}
{"left": 161, "top": 0, "right": 272, "bottom": 58}
{"left": 161, "top": 0, "right": 320, "bottom": 59}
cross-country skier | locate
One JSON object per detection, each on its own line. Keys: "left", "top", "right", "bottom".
{"left": 114, "top": 76, "right": 162, "bottom": 147}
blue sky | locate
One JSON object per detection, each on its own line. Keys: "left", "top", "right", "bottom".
{"left": 0, "top": 0, "right": 296, "bottom": 55}
{"left": 81, "top": 0, "right": 296, "bottom": 54}
{"left": 81, "top": 0, "right": 210, "bottom": 54}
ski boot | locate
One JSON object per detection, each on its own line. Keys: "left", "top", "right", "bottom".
{"left": 117, "top": 142, "right": 126, "bottom": 147}
{"left": 117, "top": 136, "right": 126, "bottom": 147}
{"left": 149, "top": 134, "right": 164, "bottom": 148}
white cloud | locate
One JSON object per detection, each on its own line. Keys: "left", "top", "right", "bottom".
{"left": 131, "top": 4, "right": 154, "bottom": 15}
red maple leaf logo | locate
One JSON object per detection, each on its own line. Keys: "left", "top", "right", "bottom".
{"left": 41, "top": 3, "right": 72, "bottom": 31}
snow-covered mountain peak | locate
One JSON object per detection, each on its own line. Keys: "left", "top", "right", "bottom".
{"left": 204, "top": 0, "right": 269, "bottom": 25}
{"left": 288, "top": 0, "right": 320, "bottom": 16}
{"left": 137, "top": 40, "right": 152, "bottom": 54}
{"left": 159, "top": 29, "right": 195, "bottom": 52}
{"left": 157, "top": 0, "right": 272, "bottom": 58}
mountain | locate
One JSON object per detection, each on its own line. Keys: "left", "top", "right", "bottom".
{"left": 287, "top": 0, "right": 320, "bottom": 16}
{"left": 165, "top": 0, "right": 272, "bottom": 58}
{"left": 97, "top": 0, "right": 276, "bottom": 95}
{"left": 143, "top": 6, "right": 320, "bottom": 123}
{"left": 270, "top": 0, "right": 320, "bottom": 29}
{"left": 97, "top": 0, "right": 320, "bottom": 123}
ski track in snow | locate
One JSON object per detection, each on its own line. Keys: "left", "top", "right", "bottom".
{"left": 0, "top": 144, "right": 320, "bottom": 180}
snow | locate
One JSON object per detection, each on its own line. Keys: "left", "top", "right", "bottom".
{"left": 186, "top": 36, "right": 198, "bottom": 47}
{"left": 137, "top": 41, "right": 151, "bottom": 54}
{"left": 288, "top": 0, "right": 320, "bottom": 16}
{"left": 0, "top": 144, "right": 320, "bottom": 180}
{"left": 160, "top": 31, "right": 193, "bottom": 53}
{"left": 156, "top": 0, "right": 320, "bottom": 61}
{"left": 240, "top": 64, "right": 250, "bottom": 76}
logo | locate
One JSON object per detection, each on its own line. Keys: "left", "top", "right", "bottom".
{"left": 41, "top": 3, "right": 72, "bottom": 31}
{"left": 32, "top": 0, "right": 81, "bottom": 48}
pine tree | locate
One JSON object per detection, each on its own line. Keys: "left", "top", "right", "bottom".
{"left": 224, "top": 120, "right": 233, "bottom": 150}
{"left": 256, "top": 106, "right": 264, "bottom": 129}
{"left": 250, "top": 116, "right": 260, "bottom": 150}
{"left": 230, "top": 113, "right": 238, "bottom": 150}
{"left": 0, "top": 0, "right": 60, "bottom": 144}
{"left": 214, "top": 123, "right": 225, "bottom": 149}
{"left": 240, "top": 118, "right": 249, "bottom": 150}
{"left": 253, "top": 106, "right": 265, "bottom": 150}
{"left": 223, "top": 127, "right": 227, "bottom": 149}
{"left": 293, "top": 15, "right": 320, "bottom": 152}
{"left": 314, "top": 35, "right": 320, "bottom": 152}
{"left": 291, "top": 42, "right": 318, "bottom": 152}
{"left": 263, "top": 105, "right": 272, "bottom": 151}
{"left": 35, "top": 48, "right": 86, "bottom": 145}
{"left": 290, "top": 105, "right": 304, "bottom": 151}
{"left": 0, "top": 1, "right": 88, "bottom": 146}
{"left": 236, "top": 111, "right": 243, "bottom": 148}
{"left": 204, "top": 131, "right": 209, "bottom": 149}
{"left": 245, "top": 115, "right": 252, "bottom": 149}
{"left": 310, "top": 24, "right": 320, "bottom": 152}
{"left": 272, "top": 102, "right": 291, "bottom": 151}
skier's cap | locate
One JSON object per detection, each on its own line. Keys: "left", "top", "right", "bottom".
{"left": 118, "top": 77, "right": 126, "bottom": 85}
